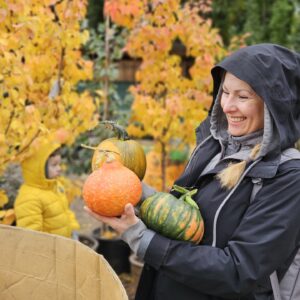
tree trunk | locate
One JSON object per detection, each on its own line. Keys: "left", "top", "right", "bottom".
{"left": 103, "top": 13, "right": 110, "bottom": 120}
{"left": 160, "top": 141, "right": 167, "bottom": 191}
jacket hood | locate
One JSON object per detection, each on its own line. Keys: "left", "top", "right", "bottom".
{"left": 21, "top": 141, "right": 61, "bottom": 188}
{"left": 210, "top": 43, "right": 300, "bottom": 157}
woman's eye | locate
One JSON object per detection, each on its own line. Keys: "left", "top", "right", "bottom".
{"left": 222, "top": 90, "right": 229, "bottom": 95}
{"left": 239, "top": 95, "right": 249, "bottom": 100}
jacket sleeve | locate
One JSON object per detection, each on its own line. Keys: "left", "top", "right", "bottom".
{"left": 142, "top": 167, "right": 300, "bottom": 298}
{"left": 15, "top": 196, "right": 43, "bottom": 231}
{"left": 67, "top": 209, "right": 80, "bottom": 230}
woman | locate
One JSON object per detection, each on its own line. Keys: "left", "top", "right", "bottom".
{"left": 87, "top": 44, "right": 300, "bottom": 300}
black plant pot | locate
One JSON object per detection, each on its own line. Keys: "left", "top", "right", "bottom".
{"left": 78, "top": 233, "right": 99, "bottom": 252}
{"left": 92, "top": 227, "right": 131, "bottom": 274}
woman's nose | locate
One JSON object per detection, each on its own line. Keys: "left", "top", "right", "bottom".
{"left": 222, "top": 95, "right": 237, "bottom": 113}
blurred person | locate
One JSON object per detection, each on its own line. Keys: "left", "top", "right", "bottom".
{"left": 15, "top": 141, "right": 80, "bottom": 238}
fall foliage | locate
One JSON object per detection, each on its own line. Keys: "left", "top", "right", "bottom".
{"left": 105, "top": 0, "right": 227, "bottom": 190}
{"left": 0, "top": 0, "right": 99, "bottom": 175}
{"left": 0, "top": 189, "right": 15, "bottom": 225}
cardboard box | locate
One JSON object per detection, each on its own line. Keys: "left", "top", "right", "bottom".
{"left": 0, "top": 225, "right": 128, "bottom": 300}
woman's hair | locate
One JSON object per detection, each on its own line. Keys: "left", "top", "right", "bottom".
{"left": 216, "top": 144, "right": 261, "bottom": 189}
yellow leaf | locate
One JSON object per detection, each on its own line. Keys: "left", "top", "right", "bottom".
{"left": 0, "top": 209, "right": 15, "bottom": 225}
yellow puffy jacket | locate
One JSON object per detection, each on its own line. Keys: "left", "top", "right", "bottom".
{"left": 14, "top": 142, "right": 80, "bottom": 237}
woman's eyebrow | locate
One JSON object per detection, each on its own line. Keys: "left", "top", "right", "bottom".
{"left": 222, "top": 84, "right": 254, "bottom": 94}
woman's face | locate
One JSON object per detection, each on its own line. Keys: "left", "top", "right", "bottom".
{"left": 220, "top": 72, "right": 264, "bottom": 137}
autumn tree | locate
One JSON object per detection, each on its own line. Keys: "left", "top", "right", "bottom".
{"left": 0, "top": 0, "right": 99, "bottom": 214}
{"left": 0, "top": 0, "right": 99, "bottom": 175}
{"left": 83, "top": 17, "right": 128, "bottom": 121}
{"left": 104, "top": 0, "right": 228, "bottom": 191}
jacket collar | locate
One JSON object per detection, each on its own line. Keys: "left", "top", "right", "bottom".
{"left": 195, "top": 128, "right": 281, "bottom": 179}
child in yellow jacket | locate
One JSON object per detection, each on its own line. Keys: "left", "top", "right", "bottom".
{"left": 14, "top": 141, "right": 80, "bottom": 238}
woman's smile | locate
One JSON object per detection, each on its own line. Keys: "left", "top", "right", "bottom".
{"left": 227, "top": 116, "right": 247, "bottom": 123}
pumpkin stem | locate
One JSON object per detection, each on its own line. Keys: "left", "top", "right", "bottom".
{"left": 172, "top": 185, "right": 197, "bottom": 196}
{"left": 173, "top": 185, "right": 199, "bottom": 209}
{"left": 100, "top": 121, "right": 130, "bottom": 141}
{"left": 104, "top": 151, "right": 116, "bottom": 163}
{"left": 184, "top": 195, "right": 199, "bottom": 209}
{"left": 172, "top": 184, "right": 190, "bottom": 194}
{"left": 80, "top": 144, "right": 98, "bottom": 150}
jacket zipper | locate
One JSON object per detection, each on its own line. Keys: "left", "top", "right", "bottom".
{"left": 211, "top": 159, "right": 262, "bottom": 247}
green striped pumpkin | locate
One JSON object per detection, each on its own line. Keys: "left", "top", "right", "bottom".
{"left": 140, "top": 185, "right": 204, "bottom": 244}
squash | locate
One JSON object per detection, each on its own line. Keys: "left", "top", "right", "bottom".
{"left": 83, "top": 155, "right": 142, "bottom": 217}
{"left": 140, "top": 185, "right": 204, "bottom": 244}
{"left": 92, "top": 121, "right": 146, "bottom": 180}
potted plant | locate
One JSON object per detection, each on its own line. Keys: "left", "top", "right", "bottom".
{"left": 78, "top": 233, "right": 99, "bottom": 252}
{"left": 92, "top": 225, "right": 131, "bottom": 274}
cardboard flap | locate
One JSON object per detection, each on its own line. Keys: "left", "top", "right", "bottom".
{"left": 0, "top": 225, "right": 128, "bottom": 300}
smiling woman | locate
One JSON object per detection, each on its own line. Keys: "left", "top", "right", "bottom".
{"left": 221, "top": 72, "right": 264, "bottom": 137}
{"left": 86, "top": 44, "right": 300, "bottom": 300}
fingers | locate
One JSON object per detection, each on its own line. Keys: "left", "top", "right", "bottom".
{"left": 124, "top": 203, "right": 135, "bottom": 216}
{"left": 84, "top": 204, "right": 134, "bottom": 219}
{"left": 84, "top": 204, "right": 139, "bottom": 234}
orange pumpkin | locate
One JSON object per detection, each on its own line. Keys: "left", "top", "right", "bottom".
{"left": 83, "top": 157, "right": 142, "bottom": 217}
{"left": 92, "top": 121, "right": 146, "bottom": 180}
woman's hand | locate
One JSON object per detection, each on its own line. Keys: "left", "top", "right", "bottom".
{"left": 84, "top": 203, "right": 139, "bottom": 235}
